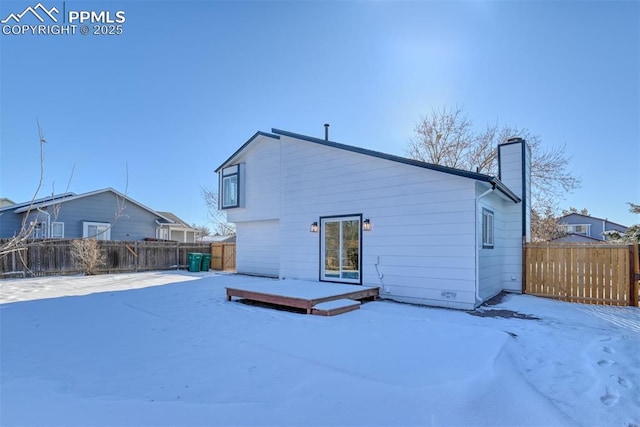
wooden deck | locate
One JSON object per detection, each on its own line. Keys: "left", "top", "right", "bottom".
{"left": 226, "top": 280, "right": 379, "bottom": 315}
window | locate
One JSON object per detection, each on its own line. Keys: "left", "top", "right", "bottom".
{"left": 157, "top": 228, "right": 169, "bottom": 240}
{"left": 482, "top": 208, "right": 494, "bottom": 249}
{"left": 221, "top": 165, "right": 239, "bottom": 209}
{"left": 31, "top": 222, "right": 45, "bottom": 239}
{"left": 51, "top": 222, "right": 64, "bottom": 238}
{"left": 83, "top": 222, "right": 111, "bottom": 240}
{"left": 563, "top": 224, "right": 590, "bottom": 235}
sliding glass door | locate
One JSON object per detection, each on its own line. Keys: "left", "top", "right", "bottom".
{"left": 320, "top": 215, "right": 361, "bottom": 284}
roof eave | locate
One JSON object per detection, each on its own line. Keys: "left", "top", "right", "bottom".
{"left": 489, "top": 178, "right": 521, "bottom": 203}
{"left": 215, "top": 131, "right": 280, "bottom": 173}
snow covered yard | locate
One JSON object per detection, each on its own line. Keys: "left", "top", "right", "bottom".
{"left": 1, "top": 272, "right": 639, "bottom": 427}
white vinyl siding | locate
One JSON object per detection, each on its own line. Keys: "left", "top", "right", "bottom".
{"left": 235, "top": 220, "right": 279, "bottom": 277}
{"left": 222, "top": 133, "right": 527, "bottom": 309}
{"left": 277, "top": 135, "right": 478, "bottom": 309}
{"left": 223, "top": 136, "right": 281, "bottom": 223}
{"left": 476, "top": 187, "right": 520, "bottom": 301}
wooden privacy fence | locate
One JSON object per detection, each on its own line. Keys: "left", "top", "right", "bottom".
{"left": 0, "top": 239, "right": 212, "bottom": 278}
{"left": 210, "top": 242, "right": 236, "bottom": 271}
{"left": 524, "top": 242, "right": 639, "bottom": 306}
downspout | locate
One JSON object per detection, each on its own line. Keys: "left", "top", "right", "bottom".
{"left": 155, "top": 219, "right": 164, "bottom": 240}
{"left": 474, "top": 184, "right": 496, "bottom": 307}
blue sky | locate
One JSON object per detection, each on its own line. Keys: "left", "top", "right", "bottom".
{"left": 1, "top": 0, "right": 638, "bottom": 228}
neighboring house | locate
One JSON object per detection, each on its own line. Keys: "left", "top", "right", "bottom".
{"left": 555, "top": 213, "right": 627, "bottom": 243}
{"left": 200, "top": 234, "right": 236, "bottom": 243}
{"left": 156, "top": 211, "right": 199, "bottom": 243}
{"left": 0, "top": 188, "right": 190, "bottom": 242}
{"left": 216, "top": 128, "right": 531, "bottom": 310}
{"left": 0, "top": 198, "right": 15, "bottom": 208}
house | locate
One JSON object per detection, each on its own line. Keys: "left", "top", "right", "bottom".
{"left": 215, "top": 128, "right": 531, "bottom": 310}
{"left": 200, "top": 234, "right": 236, "bottom": 243}
{"left": 555, "top": 213, "right": 627, "bottom": 243}
{"left": 155, "top": 211, "right": 199, "bottom": 243}
{"left": 0, "top": 188, "right": 195, "bottom": 242}
{"left": 0, "top": 198, "right": 15, "bottom": 208}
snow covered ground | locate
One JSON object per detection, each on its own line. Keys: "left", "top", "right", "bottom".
{"left": 1, "top": 271, "right": 638, "bottom": 426}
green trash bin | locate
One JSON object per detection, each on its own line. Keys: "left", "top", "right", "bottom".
{"left": 188, "top": 253, "right": 203, "bottom": 272}
{"left": 200, "top": 253, "right": 211, "bottom": 271}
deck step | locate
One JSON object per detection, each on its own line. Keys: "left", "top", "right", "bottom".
{"left": 312, "top": 299, "right": 361, "bottom": 316}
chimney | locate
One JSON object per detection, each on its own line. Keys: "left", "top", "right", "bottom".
{"left": 324, "top": 123, "right": 330, "bottom": 141}
{"left": 498, "top": 137, "right": 531, "bottom": 242}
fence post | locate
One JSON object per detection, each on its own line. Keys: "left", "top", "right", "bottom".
{"left": 632, "top": 242, "right": 639, "bottom": 306}
{"left": 522, "top": 237, "right": 527, "bottom": 294}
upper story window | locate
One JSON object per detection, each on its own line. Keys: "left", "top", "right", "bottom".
{"left": 482, "top": 208, "right": 494, "bottom": 249}
{"left": 221, "top": 165, "right": 240, "bottom": 209}
{"left": 563, "top": 224, "right": 590, "bottom": 236}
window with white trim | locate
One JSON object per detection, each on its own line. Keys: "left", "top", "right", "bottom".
{"left": 51, "top": 222, "right": 64, "bottom": 239}
{"left": 562, "top": 224, "right": 590, "bottom": 235}
{"left": 83, "top": 221, "right": 111, "bottom": 240}
{"left": 158, "top": 227, "right": 169, "bottom": 240}
{"left": 482, "top": 208, "right": 494, "bottom": 249}
{"left": 221, "top": 165, "right": 240, "bottom": 209}
{"left": 31, "top": 222, "right": 45, "bottom": 239}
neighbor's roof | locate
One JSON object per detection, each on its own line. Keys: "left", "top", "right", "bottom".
{"left": 0, "top": 192, "right": 75, "bottom": 213}
{"left": 558, "top": 212, "right": 627, "bottom": 228}
{"left": 156, "top": 211, "right": 195, "bottom": 229}
{"left": 550, "top": 232, "right": 604, "bottom": 242}
{"left": 216, "top": 128, "right": 521, "bottom": 203}
{"left": 9, "top": 188, "right": 174, "bottom": 223}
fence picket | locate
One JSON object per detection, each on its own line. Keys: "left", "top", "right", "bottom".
{"left": 524, "top": 242, "right": 635, "bottom": 306}
{"left": 0, "top": 239, "right": 213, "bottom": 277}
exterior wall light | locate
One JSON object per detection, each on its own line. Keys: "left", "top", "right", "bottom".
{"left": 310, "top": 222, "right": 319, "bottom": 232}
{"left": 363, "top": 219, "right": 371, "bottom": 231}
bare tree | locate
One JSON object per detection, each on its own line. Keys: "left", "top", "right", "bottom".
{"left": 192, "top": 224, "right": 211, "bottom": 241}
{"left": 70, "top": 239, "right": 106, "bottom": 275}
{"left": 561, "top": 207, "right": 590, "bottom": 216}
{"left": 531, "top": 206, "right": 565, "bottom": 242}
{"left": 406, "top": 106, "right": 581, "bottom": 240}
{"left": 1, "top": 119, "right": 130, "bottom": 276}
{"left": 0, "top": 118, "right": 48, "bottom": 257}
{"left": 201, "top": 186, "right": 236, "bottom": 236}
{"left": 408, "top": 106, "right": 475, "bottom": 169}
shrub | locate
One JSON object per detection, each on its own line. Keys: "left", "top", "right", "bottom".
{"left": 70, "top": 239, "right": 105, "bottom": 275}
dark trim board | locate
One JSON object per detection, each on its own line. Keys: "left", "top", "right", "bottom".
{"left": 318, "top": 213, "right": 364, "bottom": 285}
